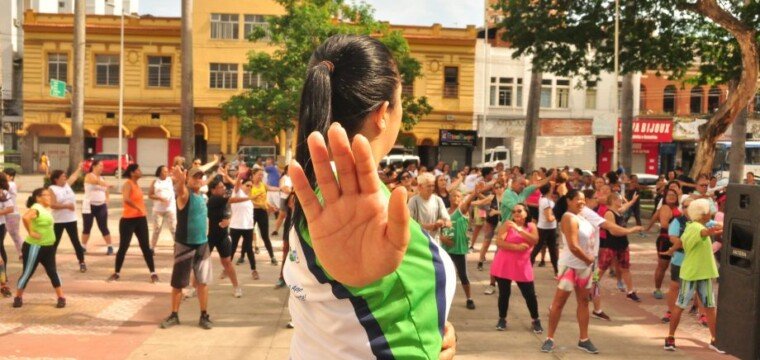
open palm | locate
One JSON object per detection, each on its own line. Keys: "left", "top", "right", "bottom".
{"left": 290, "top": 123, "right": 410, "bottom": 288}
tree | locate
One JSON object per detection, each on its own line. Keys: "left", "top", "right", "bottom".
{"left": 70, "top": 0, "right": 85, "bottom": 173}
{"left": 180, "top": 0, "right": 195, "bottom": 162}
{"left": 494, "top": 0, "right": 696, "bottom": 173}
{"left": 221, "top": 0, "right": 432, "bottom": 162}
{"left": 677, "top": 0, "right": 759, "bottom": 178}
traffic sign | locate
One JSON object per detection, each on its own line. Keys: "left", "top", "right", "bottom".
{"left": 49, "top": 79, "right": 67, "bottom": 98}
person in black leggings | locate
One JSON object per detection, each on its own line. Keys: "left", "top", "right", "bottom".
{"left": 49, "top": 167, "right": 87, "bottom": 272}
{"left": 0, "top": 173, "right": 14, "bottom": 297}
{"left": 531, "top": 183, "right": 559, "bottom": 275}
{"left": 249, "top": 169, "right": 277, "bottom": 265}
{"left": 275, "top": 192, "right": 295, "bottom": 288}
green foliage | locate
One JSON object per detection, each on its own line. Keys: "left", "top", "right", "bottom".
{"left": 221, "top": 0, "right": 433, "bottom": 141}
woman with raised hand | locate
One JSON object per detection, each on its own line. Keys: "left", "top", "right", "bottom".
{"left": 81, "top": 159, "right": 114, "bottom": 255}
{"left": 286, "top": 34, "right": 456, "bottom": 359}
{"left": 148, "top": 165, "right": 176, "bottom": 254}
{"left": 49, "top": 164, "right": 87, "bottom": 272}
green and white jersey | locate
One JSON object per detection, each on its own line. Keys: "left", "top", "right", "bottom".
{"left": 284, "top": 186, "right": 456, "bottom": 359}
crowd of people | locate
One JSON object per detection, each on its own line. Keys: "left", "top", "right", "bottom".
{"left": 376, "top": 158, "right": 729, "bottom": 354}
{"left": 1, "top": 154, "right": 295, "bottom": 330}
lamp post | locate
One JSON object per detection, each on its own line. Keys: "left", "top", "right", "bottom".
{"left": 611, "top": 0, "right": 620, "bottom": 171}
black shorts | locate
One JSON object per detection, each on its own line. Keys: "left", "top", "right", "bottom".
{"left": 171, "top": 242, "right": 211, "bottom": 289}
{"left": 208, "top": 233, "right": 232, "bottom": 258}
{"left": 657, "top": 230, "right": 672, "bottom": 261}
{"left": 528, "top": 206, "right": 539, "bottom": 223}
{"left": 670, "top": 263, "right": 681, "bottom": 282}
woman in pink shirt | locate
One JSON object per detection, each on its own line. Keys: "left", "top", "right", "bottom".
{"left": 491, "top": 203, "right": 542, "bottom": 333}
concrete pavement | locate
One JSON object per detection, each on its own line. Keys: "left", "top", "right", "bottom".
{"left": 0, "top": 174, "right": 736, "bottom": 359}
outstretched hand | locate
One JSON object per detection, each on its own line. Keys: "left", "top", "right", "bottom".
{"left": 289, "top": 123, "right": 410, "bottom": 288}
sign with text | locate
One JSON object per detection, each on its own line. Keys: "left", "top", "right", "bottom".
{"left": 618, "top": 118, "right": 673, "bottom": 143}
{"left": 439, "top": 130, "right": 477, "bottom": 147}
{"left": 49, "top": 79, "right": 67, "bottom": 98}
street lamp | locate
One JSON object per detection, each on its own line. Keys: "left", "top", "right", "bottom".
{"left": 107, "top": 2, "right": 139, "bottom": 184}
{"left": 611, "top": 0, "right": 620, "bottom": 171}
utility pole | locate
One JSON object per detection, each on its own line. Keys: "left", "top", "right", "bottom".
{"left": 180, "top": 0, "right": 195, "bottom": 162}
{"left": 480, "top": 0, "right": 489, "bottom": 164}
{"left": 70, "top": 0, "right": 85, "bottom": 173}
{"left": 611, "top": 0, "right": 620, "bottom": 172}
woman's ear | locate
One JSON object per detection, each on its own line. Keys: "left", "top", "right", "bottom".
{"left": 372, "top": 101, "right": 390, "bottom": 131}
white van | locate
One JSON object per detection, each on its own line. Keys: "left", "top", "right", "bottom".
{"left": 476, "top": 146, "right": 511, "bottom": 169}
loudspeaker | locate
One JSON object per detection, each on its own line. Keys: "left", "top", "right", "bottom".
{"left": 716, "top": 184, "right": 760, "bottom": 360}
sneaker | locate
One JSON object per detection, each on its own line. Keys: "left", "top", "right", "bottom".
{"left": 151, "top": 274, "right": 159, "bottom": 284}
{"left": 653, "top": 289, "right": 664, "bottom": 299}
{"left": 107, "top": 273, "right": 120, "bottom": 282}
{"left": 664, "top": 336, "right": 676, "bottom": 351}
{"left": 466, "top": 299, "right": 475, "bottom": 310}
{"left": 160, "top": 314, "right": 180, "bottom": 329}
{"left": 708, "top": 340, "right": 726, "bottom": 354}
{"left": 661, "top": 311, "right": 672, "bottom": 323}
{"left": 56, "top": 297, "right": 66, "bottom": 308}
{"left": 184, "top": 287, "right": 196, "bottom": 299}
{"left": 540, "top": 338, "right": 555, "bottom": 353}
{"left": 106, "top": 246, "right": 114, "bottom": 256}
{"left": 477, "top": 261, "right": 484, "bottom": 271}
{"left": 495, "top": 318, "right": 506, "bottom": 331}
{"left": 234, "top": 287, "right": 243, "bottom": 298}
{"left": 538, "top": 260, "right": 546, "bottom": 267}
{"left": 592, "top": 310, "right": 611, "bottom": 321}
{"left": 617, "top": 279, "right": 625, "bottom": 292}
{"left": 274, "top": 278, "right": 286, "bottom": 288}
{"left": 626, "top": 291, "right": 641, "bottom": 302}
{"left": 12, "top": 296, "right": 22, "bottom": 308}
{"left": 699, "top": 314, "right": 708, "bottom": 327}
{"left": 0, "top": 287, "right": 11, "bottom": 298}
{"left": 271, "top": 257, "right": 278, "bottom": 266}
{"left": 236, "top": 257, "right": 245, "bottom": 265}
{"left": 577, "top": 339, "right": 599, "bottom": 354}
{"left": 80, "top": 263, "right": 87, "bottom": 273}
{"left": 532, "top": 319, "right": 544, "bottom": 334}
{"left": 286, "top": 321, "right": 295, "bottom": 329}
{"left": 199, "top": 314, "right": 213, "bottom": 330}
{"left": 484, "top": 285, "right": 496, "bottom": 295}
{"left": 271, "top": 231, "right": 279, "bottom": 236}
{"left": 252, "top": 270, "right": 260, "bottom": 280}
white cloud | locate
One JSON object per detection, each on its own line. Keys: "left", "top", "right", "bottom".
{"left": 139, "top": 0, "right": 484, "bottom": 27}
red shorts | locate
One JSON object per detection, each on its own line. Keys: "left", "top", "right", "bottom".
{"left": 597, "top": 247, "right": 630, "bottom": 271}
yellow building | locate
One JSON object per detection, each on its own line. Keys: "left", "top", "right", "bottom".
{"left": 21, "top": 3, "right": 476, "bottom": 172}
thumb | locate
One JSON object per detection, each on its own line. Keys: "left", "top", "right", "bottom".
{"left": 386, "top": 186, "right": 410, "bottom": 253}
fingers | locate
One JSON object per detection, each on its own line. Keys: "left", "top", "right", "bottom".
{"left": 308, "top": 132, "right": 341, "bottom": 205}
{"left": 328, "top": 124, "right": 359, "bottom": 196}
{"left": 352, "top": 134, "right": 380, "bottom": 194}
{"left": 289, "top": 160, "right": 322, "bottom": 221}
{"left": 385, "top": 186, "right": 410, "bottom": 252}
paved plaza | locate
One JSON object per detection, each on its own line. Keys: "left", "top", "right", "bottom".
{"left": 0, "top": 175, "right": 734, "bottom": 359}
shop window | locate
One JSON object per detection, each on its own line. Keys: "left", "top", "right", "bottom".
{"left": 690, "top": 86, "right": 703, "bottom": 114}
{"left": 663, "top": 85, "right": 676, "bottom": 114}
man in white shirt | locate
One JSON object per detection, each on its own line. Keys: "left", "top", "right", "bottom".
{"left": 408, "top": 173, "right": 451, "bottom": 243}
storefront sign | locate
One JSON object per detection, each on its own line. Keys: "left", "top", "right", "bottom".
{"left": 439, "top": 130, "right": 477, "bottom": 147}
{"left": 540, "top": 119, "right": 593, "bottom": 136}
{"left": 618, "top": 118, "right": 673, "bottom": 142}
{"left": 672, "top": 117, "right": 707, "bottom": 141}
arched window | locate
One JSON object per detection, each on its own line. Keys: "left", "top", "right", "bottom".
{"left": 663, "top": 85, "right": 676, "bottom": 114}
{"left": 690, "top": 86, "right": 703, "bottom": 114}
{"left": 707, "top": 86, "right": 721, "bottom": 113}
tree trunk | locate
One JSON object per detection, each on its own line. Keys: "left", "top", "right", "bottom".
{"left": 520, "top": 71, "right": 542, "bottom": 172}
{"left": 728, "top": 107, "right": 748, "bottom": 183}
{"left": 180, "top": 0, "right": 195, "bottom": 162}
{"left": 682, "top": 0, "right": 759, "bottom": 178}
{"left": 70, "top": 0, "right": 85, "bottom": 173}
{"left": 620, "top": 73, "right": 634, "bottom": 174}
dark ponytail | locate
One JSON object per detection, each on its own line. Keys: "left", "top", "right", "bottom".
{"left": 294, "top": 35, "right": 401, "bottom": 228}
{"left": 27, "top": 187, "right": 45, "bottom": 208}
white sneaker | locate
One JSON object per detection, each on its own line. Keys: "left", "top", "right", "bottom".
{"left": 234, "top": 287, "right": 243, "bottom": 298}
{"left": 184, "top": 287, "right": 196, "bottom": 299}
{"left": 484, "top": 285, "right": 496, "bottom": 295}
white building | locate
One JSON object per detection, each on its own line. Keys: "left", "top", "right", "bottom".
{"left": 27, "top": 0, "right": 139, "bottom": 15}
{"left": 473, "top": 36, "right": 641, "bottom": 172}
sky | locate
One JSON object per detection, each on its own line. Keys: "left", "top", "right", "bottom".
{"left": 139, "top": 0, "right": 485, "bottom": 28}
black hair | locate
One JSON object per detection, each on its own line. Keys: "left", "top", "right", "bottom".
{"left": 481, "top": 167, "right": 494, "bottom": 178}
{"left": 155, "top": 165, "right": 166, "bottom": 177}
{"left": 574, "top": 168, "right": 583, "bottom": 176}
{"left": 606, "top": 171, "right": 619, "bottom": 184}
{"left": 3, "top": 168, "right": 16, "bottom": 178}
{"left": 51, "top": 169, "right": 66, "bottom": 183}
{"left": 27, "top": 187, "right": 46, "bottom": 208}
{"left": 294, "top": 35, "right": 400, "bottom": 226}
{"left": 89, "top": 159, "right": 102, "bottom": 173}
{"left": 567, "top": 188, "right": 584, "bottom": 201}
{"left": 208, "top": 178, "right": 224, "bottom": 192}
{"left": 539, "top": 183, "right": 552, "bottom": 196}
{"left": 123, "top": 164, "right": 140, "bottom": 178}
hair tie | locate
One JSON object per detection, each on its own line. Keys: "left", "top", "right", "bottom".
{"left": 320, "top": 60, "right": 335, "bottom": 73}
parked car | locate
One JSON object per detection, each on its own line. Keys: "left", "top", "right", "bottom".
{"left": 236, "top": 146, "right": 276, "bottom": 167}
{"left": 83, "top": 154, "right": 133, "bottom": 175}
{"left": 475, "top": 146, "right": 511, "bottom": 169}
